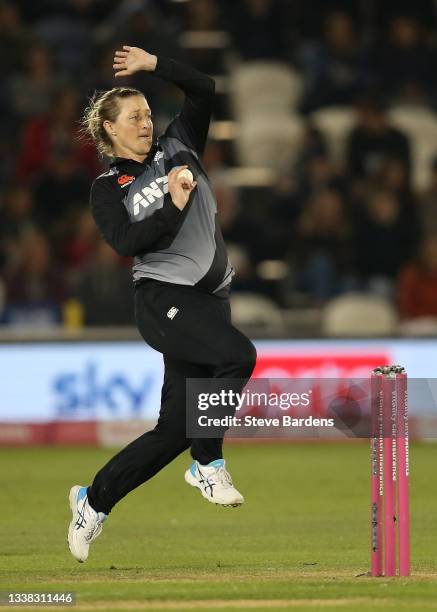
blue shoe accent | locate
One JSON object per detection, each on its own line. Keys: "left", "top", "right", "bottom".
{"left": 190, "top": 462, "right": 197, "bottom": 477}
{"left": 205, "top": 459, "right": 225, "bottom": 469}
{"left": 77, "top": 487, "right": 88, "bottom": 503}
{"left": 76, "top": 486, "right": 107, "bottom": 520}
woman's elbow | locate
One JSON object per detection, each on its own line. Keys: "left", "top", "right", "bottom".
{"left": 106, "top": 234, "right": 134, "bottom": 258}
{"left": 115, "top": 245, "right": 133, "bottom": 257}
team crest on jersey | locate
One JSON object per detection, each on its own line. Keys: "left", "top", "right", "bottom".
{"left": 154, "top": 150, "right": 164, "bottom": 162}
{"left": 133, "top": 176, "right": 169, "bottom": 215}
{"left": 117, "top": 174, "right": 135, "bottom": 188}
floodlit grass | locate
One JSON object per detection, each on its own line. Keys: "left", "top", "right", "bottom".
{"left": 1, "top": 442, "right": 436, "bottom": 610}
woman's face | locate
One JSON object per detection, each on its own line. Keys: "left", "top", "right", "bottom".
{"left": 106, "top": 95, "right": 153, "bottom": 161}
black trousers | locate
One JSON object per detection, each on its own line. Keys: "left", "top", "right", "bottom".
{"left": 87, "top": 279, "right": 257, "bottom": 514}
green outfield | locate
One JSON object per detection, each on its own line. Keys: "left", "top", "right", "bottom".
{"left": 1, "top": 442, "right": 437, "bottom": 611}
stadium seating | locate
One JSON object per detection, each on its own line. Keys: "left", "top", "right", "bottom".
{"left": 230, "top": 62, "right": 303, "bottom": 119}
{"left": 321, "top": 293, "right": 399, "bottom": 337}
{"left": 230, "top": 292, "right": 286, "bottom": 332}
{"left": 235, "top": 115, "right": 304, "bottom": 172}
{"left": 398, "top": 317, "right": 437, "bottom": 336}
{"left": 310, "top": 106, "right": 356, "bottom": 165}
{"left": 389, "top": 106, "right": 437, "bottom": 190}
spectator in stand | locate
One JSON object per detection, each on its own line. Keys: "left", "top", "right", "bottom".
{"left": 377, "top": 157, "right": 411, "bottom": 201}
{"left": 82, "top": 45, "right": 118, "bottom": 97}
{"left": 32, "top": 144, "right": 90, "bottom": 233}
{"left": 294, "top": 188, "right": 352, "bottom": 301}
{"left": 0, "top": 187, "right": 35, "bottom": 272}
{"left": 88, "top": 0, "right": 185, "bottom": 119}
{"left": 118, "top": 3, "right": 183, "bottom": 63}
{"left": 73, "top": 241, "right": 134, "bottom": 326}
{"left": 4, "top": 1, "right": 437, "bottom": 327}
{"left": 16, "top": 85, "right": 101, "bottom": 181}
{"left": 267, "top": 126, "right": 330, "bottom": 249}
{"left": 375, "top": 1, "right": 437, "bottom": 32}
{"left": 228, "top": 0, "right": 288, "bottom": 61}
{"left": 196, "top": 140, "right": 248, "bottom": 253}
{"left": 181, "top": 0, "right": 225, "bottom": 74}
{"left": 270, "top": 152, "right": 346, "bottom": 260}
{"left": 0, "top": 2, "right": 32, "bottom": 77}
{"left": 8, "top": 43, "right": 64, "bottom": 119}
{"left": 32, "top": 0, "right": 91, "bottom": 75}
{"left": 186, "top": 0, "right": 221, "bottom": 31}
{"left": 104, "top": 5, "right": 188, "bottom": 128}
{"left": 286, "top": 0, "right": 362, "bottom": 40}
{"left": 268, "top": 174, "right": 302, "bottom": 258}
{"left": 0, "top": 2, "right": 31, "bottom": 174}
{"left": 3, "top": 230, "right": 66, "bottom": 326}
{"left": 374, "top": 156, "right": 420, "bottom": 234}
{"left": 202, "top": 140, "right": 229, "bottom": 178}
{"left": 0, "top": 186, "right": 35, "bottom": 243}
{"left": 398, "top": 236, "right": 437, "bottom": 319}
{"left": 299, "top": 152, "right": 346, "bottom": 201}
{"left": 61, "top": 209, "right": 100, "bottom": 272}
{"left": 299, "top": 11, "right": 372, "bottom": 113}
{"left": 353, "top": 189, "right": 418, "bottom": 296}
{"left": 295, "top": 124, "right": 328, "bottom": 172}
{"left": 379, "top": 15, "right": 436, "bottom": 105}
{"left": 419, "top": 157, "right": 437, "bottom": 235}
{"left": 226, "top": 244, "right": 264, "bottom": 294}
{"left": 218, "top": 187, "right": 254, "bottom": 254}
{"left": 346, "top": 94, "right": 411, "bottom": 184}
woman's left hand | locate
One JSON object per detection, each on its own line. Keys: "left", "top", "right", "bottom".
{"left": 113, "top": 46, "right": 157, "bottom": 77}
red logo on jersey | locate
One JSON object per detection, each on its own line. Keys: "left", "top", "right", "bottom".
{"left": 117, "top": 174, "right": 135, "bottom": 186}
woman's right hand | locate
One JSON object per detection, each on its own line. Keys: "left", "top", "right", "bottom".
{"left": 168, "top": 166, "right": 197, "bottom": 210}
{"left": 113, "top": 46, "right": 157, "bottom": 77}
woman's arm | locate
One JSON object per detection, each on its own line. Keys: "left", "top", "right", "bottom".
{"left": 91, "top": 176, "right": 182, "bottom": 258}
{"left": 155, "top": 56, "right": 215, "bottom": 156}
{"left": 113, "top": 46, "right": 215, "bottom": 156}
{"left": 91, "top": 167, "right": 196, "bottom": 258}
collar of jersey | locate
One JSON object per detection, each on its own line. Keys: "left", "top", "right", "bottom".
{"left": 110, "top": 141, "right": 159, "bottom": 168}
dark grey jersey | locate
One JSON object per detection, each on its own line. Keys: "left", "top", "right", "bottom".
{"left": 90, "top": 56, "right": 233, "bottom": 296}
{"left": 124, "top": 134, "right": 233, "bottom": 293}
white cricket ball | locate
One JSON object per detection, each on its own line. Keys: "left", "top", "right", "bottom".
{"left": 178, "top": 168, "right": 194, "bottom": 183}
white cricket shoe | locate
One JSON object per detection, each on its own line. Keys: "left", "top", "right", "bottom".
{"left": 184, "top": 459, "right": 244, "bottom": 507}
{"left": 68, "top": 485, "right": 107, "bottom": 563}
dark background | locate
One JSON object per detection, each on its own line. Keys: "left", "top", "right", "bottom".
{"left": 2, "top": 0, "right": 437, "bottom": 333}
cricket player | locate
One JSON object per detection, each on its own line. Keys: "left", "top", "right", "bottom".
{"left": 67, "top": 46, "right": 257, "bottom": 562}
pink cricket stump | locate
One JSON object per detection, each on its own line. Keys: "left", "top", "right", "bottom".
{"left": 396, "top": 371, "right": 410, "bottom": 576}
{"left": 370, "top": 371, "right": 383, "bottom": 576}
{"left": 383, "top": 373, "right": 397, "bottom": 577}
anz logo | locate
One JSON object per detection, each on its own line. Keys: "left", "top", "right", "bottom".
{"left": 133, "top": 175, "right": 169, "bottom": 216}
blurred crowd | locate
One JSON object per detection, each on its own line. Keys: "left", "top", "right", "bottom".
{"left": 2, "top": 0, "right": 437, "bottom": 329}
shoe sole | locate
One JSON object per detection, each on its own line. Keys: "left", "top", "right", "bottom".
{"left": 68, "top": 485, "right": 86, "bottom": 563}
{"left": 184, "top": 470, "right": 244, "bottom": 508}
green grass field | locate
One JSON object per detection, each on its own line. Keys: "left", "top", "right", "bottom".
{"left": 1, "top": 442, "right": 437, "bottom": 611}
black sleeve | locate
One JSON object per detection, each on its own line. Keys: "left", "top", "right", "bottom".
{"left": 153, "top": 56, "right": 215, "bottom": 156}
{"left": 90, "top": 176, "right": 183, "bottom": 258}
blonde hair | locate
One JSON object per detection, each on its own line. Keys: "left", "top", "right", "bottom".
{"left": 80, "top": 87, "right": 144, "bottom": 157}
